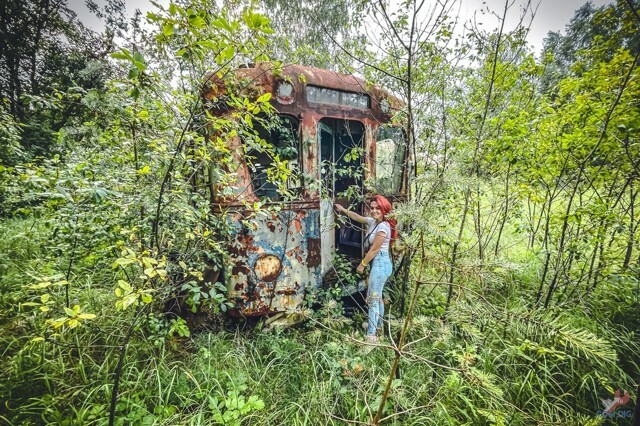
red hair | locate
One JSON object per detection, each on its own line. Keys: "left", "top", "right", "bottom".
{"left": 372, "top": 195, "right": 397, "bottom": 241}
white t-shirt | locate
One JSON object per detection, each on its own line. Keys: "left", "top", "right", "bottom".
{"left": 365, "top": 217, "right": 391, "bottom": 252}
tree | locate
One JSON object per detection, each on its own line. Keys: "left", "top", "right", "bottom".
{"left": 541, "top": 0, "right": 640, "bottom": 94}
{"left": 258, "top": 0, "right": 366, "bottom": 69}
{"left": 0, "top": 0, "right": 117, "bottom": 162}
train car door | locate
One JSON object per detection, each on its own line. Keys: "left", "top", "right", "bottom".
{"left": 318, "top": 118, "right": 365, "bottom": 277}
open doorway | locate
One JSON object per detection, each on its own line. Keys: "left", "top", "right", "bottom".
{"left": 318, "top": 118, "right": 365, "bottom": 259}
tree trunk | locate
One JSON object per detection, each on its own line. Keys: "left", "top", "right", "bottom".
{"left": 623, "top": 184, "right": 637, "bottom": 269}
{"left": 494, "top": 163, "right": 510, "bottom": 256}
{"left": 475, "top": 196, "right": 484, "bottom": 263}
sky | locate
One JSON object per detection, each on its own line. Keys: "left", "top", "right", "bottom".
{"left": 457, "top": 0, "right": 613, "bottom": 51}
{"left": 67, "top": 0, "right": 614, "bottom": 53}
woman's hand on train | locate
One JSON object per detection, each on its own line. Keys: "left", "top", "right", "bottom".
{"left": 356, "top": 263, "right": 365, "bottom": 274}
{"left": 334, "top": 203, "right": 347, "bottom": 214}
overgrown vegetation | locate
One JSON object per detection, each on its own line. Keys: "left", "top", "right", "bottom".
{"left": 1, "top": 0, "right": 639, "bottom": 424}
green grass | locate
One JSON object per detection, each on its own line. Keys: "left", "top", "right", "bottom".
{"left": 0, "top": 212, "right": 638, "bottom": 425}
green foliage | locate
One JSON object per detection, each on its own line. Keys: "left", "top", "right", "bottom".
{"left": 259, "top": 0, "right": 366, "bottom": 69}
{"left": 0, "top": 102, "right": 22, "bottom": 164}
{"left": 329, "top": 252, "right": 361, "bottom": 293}
{"left": 1, "top": 0, "right": 639, "bottom": 424}
{"left": 0, "top": 1, "right": 281, "bottom": 424}
{"left": 0, "top": 0, "right": 114, "bottom": 162}
{"left": 181, "top": 280, "right": 231, "bottom": 314}
{"left": 541, "top": 0, "right": 640, "bottom": 94}
{"left": 208, "top": 385, "right": 266, "bottom": 425}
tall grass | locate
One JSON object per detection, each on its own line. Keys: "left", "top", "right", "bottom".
{"left": 1, "top": 210, "right": 638, "bottom": 425}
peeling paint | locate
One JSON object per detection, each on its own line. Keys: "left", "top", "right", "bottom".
{"left": 254, "top": 254, "right": 282, "bottom": 282}
{"left": 307, "top": 238, "right": 321, "bottom": 268}
{"left": 222, "top": 206, "right": 322, "bottom": 316}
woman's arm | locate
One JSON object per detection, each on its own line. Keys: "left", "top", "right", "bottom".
{"left": 356, "top": 231, "right": 386, "bottom": 273}
{"left": 334, "top": 203, "right": 369, "bottom": 224}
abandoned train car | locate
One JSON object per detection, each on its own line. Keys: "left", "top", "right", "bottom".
{"left": 202, "top": 63, "right": 407, "bottom": 316}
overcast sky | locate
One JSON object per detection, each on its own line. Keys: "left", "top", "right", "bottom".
{"left": 67, "top": 0, "right": 614, "bottom": 53}
{"left": 458, "top": 0, "right": 613, "bottom": 51}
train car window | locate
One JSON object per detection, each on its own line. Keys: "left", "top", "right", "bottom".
{"left": 245, "top": 115, "right": 301, "bottom": 200}
{"left": 307, "top": 86, "right": 370, "bottom": 109}
{"left": 375, "top": 125, "right": 405, "bottom": 193}
{"left": 319, "top": 119, "right": 364, "bottom": 198}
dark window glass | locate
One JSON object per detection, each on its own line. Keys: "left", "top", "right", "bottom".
{"left": 245, "top": 115, "right": 300, "bottom": 200}
{"left": 319, "top": 119, "right": 364, "bottom": 198}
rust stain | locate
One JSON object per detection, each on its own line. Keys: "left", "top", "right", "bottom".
{"left": 306, "top": 238, "right": 321, "bottom": 267}
{"left": 227, "top": 245, "right": 242, "bottom": 256}
{"left": 232, "top": 263, "right": 250, "bottom": 276}
{"left": 203, "top": 63, "right": 403, "bottom": 133}
{"left": 237, "top": 232, "right": 255, "bottom": 247}
{"left": 292, "top": 210, "right": 307, "bottom": 234}
{"left": 254, "top": 254, "right": 282, "bottom": 282}
{"left": 202, "top": 62, "right": 405, "bottom": 317}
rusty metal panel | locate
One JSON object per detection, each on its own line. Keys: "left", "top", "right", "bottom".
{"left": 225, "top": 205, "right": 321, "bottom": 316}
{"left": 203, "top": 63, "right": 404, "bottom": 124}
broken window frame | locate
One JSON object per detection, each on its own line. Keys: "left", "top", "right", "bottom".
{"left": 374, "top": 125, "right": 406, "bottom": 194}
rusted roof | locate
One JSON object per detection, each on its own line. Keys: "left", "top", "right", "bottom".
{"left": 203, "top": 62, "right": 404, "bottom": 122}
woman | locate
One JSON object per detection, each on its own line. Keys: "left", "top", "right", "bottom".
{"left": 335, "top": 195, "right": 396, "bottom": 343}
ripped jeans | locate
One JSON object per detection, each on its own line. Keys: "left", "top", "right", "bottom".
{"left": 367, "top": 251, "right": 393, "bottom": 336}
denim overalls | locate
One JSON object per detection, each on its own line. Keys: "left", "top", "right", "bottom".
{"left": 367, "top": 250, "right": 393, "bottom": 336}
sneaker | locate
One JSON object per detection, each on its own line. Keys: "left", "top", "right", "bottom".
{"left": 366, "top": 335, "right": 378, "bottom": 344}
